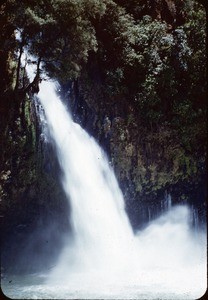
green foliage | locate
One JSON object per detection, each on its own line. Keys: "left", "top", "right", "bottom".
{"left": 1, "top": 0, "right": 108, "bottom": 82}
{"left": 1, "top": 0, "right": 206, "bottom": 201}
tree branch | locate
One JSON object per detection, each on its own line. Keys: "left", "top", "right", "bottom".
{"left": 24, "top": 57, "right": 42, "bottom": 94}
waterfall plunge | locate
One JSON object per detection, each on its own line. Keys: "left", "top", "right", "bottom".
{"left": 35, "top": 79, "right": 206, "bottom": 299}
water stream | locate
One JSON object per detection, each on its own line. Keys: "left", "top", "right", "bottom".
{"left": 2, "top": 58, "right": 206, "bottom": 299}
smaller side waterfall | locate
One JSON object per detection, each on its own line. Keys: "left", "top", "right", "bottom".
{"left": 164, "top": 192, "right": 172, "bottom": 210}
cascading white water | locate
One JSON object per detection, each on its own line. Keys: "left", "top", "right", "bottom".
{"left": 2, "top": 55, "right": 206, "bottom": 299}
{"left": 37, "top": 79, "right": 137, "bottom": 277}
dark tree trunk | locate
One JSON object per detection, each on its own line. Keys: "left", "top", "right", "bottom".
{"left": 15, "top": 34, "right": 25, "bottom": 91}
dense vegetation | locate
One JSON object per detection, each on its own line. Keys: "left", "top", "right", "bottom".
{"left": 0, "top": 0, "right": 206, "bottom": 271}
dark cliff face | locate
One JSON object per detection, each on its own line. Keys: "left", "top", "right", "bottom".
{"left": 0, "top": 91, "right": 71, "bottom": 273}
{"left": 65, "top": 71, "right": 206, "bottom": 229}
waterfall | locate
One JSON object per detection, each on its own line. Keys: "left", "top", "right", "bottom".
{"left": 19, "top": 57, "right": 206, "bottom": 299}
{"left": 37, "top": 79, "right": 136, "bottom": 276}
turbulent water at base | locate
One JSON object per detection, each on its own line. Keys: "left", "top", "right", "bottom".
{"left": 2, "top": 59, "right": 207, "bottom": 299}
